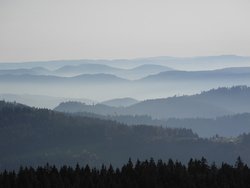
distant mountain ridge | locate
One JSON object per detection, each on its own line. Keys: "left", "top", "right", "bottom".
{"left": 139, "top": 67, "right": 250, "bottom": 82}
{"left": 1, "top": 58, "right": 250, "bottom": 102}
{"left": 55, "top": 86, "right": 250, "bottom": 119}
{"left": 0, "top": 73, "right": 128, "bottom": 83}
{"left": 0, "top": 67, "right": 50, "bottom": 75}
{"left": 101, "top": 97, "right": 139, "bottom": 107}
{"left": 1, "top": 55, "right": 250, "bottom": 71}
{"left": 0, "top": 64, "right": 173, "bottom": 79}
{"left": 1, "top": 66, "right": 250, "bottom": 83}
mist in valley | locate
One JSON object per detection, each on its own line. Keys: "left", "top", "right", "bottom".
{"left": 1, "top": 2, "right": 250, "bottom": 186}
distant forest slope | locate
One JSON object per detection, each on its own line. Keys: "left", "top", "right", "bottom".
{"left": 0, "top": 93, "right": 95, "bottom": 109}
{"left": 55, "top": 86, "right": 250, "bottom": 119}
{"left": 1, "top": 101, "right": 250, "bottom": 170}
{"left": 101, "top": 97, "right": 139, "bottom": 107}
{"left": 69, "top": 112, "right": 250, "bottom": 138}
{"left": 165, "top": 113, "right": 250, "bottom": 138}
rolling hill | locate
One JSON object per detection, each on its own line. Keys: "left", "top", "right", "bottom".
{"left": 101, "top": 97, "right": 139, "bottom": 107}
{"left": 0, "top": 93, "right": 94, "bottom": 109}
{"left": 0, "top": 73, "right": 129, "bottom": 84}
{"left": 0, "top": 63, "right": 174, "bottom": 79}
{"left": 0, "top": 67, "right": 51, "bottom": 75}
{"left": 1, "top": 55, "right": 250, "bottom": 71}
{"left": 1, "top": 100, "right": 250, "bottom": 170}
{"left": 1, "top": 67, "right": 250, "bottom": 102}
{"left": 59, "top": 111, "right": 250, "bottom": 138}
{"left": 139, "top": 68, "right": 250, "bottom": 82}
{"left": 55, "top": 86, "right": 250, "bottom": 119}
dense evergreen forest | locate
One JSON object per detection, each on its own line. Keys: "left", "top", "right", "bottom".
{"left": 1, "top": 100, "right": 250, "bottom": 171}
{"left": 1, "top": 157, "right": 250, "bottom": 188}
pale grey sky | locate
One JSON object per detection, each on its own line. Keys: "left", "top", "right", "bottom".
{"left": 0, "top": 0, "right": 250, "bottom": 62}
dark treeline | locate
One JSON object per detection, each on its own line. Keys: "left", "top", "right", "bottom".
{"left": 1, "top": 157, "right": 250, "bottom": 188}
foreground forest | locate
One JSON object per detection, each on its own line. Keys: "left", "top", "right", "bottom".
{"left": 1, "top": 157, "right": 249, "bottom": 188}
{"left": 1, "top": 100, "right": 250, "bottom": 171}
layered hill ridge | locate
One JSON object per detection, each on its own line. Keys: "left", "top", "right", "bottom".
{"left": 1, "top": 66, "right": 250, "bottom": 101}
{"left": 0, "top": 93, "right": 95, "bottom": 109}
{"left": 139, "top": 67, "right": 250, "bottom": 82}
{"left": 1, "top": 55, "right": 250, "bottom": 70}
{"left": 1, "top": 100, "right": 250, "bottom": 170}
{"left": 0, "top": 63, "right": 173, "bottom": 79}
{"left": 55, "top": 86, "right": 250, "bottom": 119}
{"left": 101, "top": 97, "right": 139, "bottom": 107}
{"left": 0, "top": 100, "right": 196, "bottom": 169}
{"left": 1, "top": 66, "right": 250, "bottom": 82}
{"left": 0, "top": 73, "right": 128, "bottom": 83}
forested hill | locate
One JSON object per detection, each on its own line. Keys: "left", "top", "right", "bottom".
{"left": 1, "top": 100, "right": 250, "bottom": 170}
{"left": 67, "top": 112, "right": 250, "bottom": 137}
{"left": 0, "top": 100, "right": 27, "bottom": 109}
{"left": 55, "top": 86, "right": 250, "bottom": 119}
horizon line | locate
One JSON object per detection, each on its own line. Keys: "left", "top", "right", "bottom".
{"left": 0, "top": 54, "right": 249, "bottom": 64}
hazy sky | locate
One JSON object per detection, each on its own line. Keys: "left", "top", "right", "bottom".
{"left": 0, "top": 0, "right": 250, "bottom": 62}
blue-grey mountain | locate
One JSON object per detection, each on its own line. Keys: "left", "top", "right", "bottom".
{"left": 55, "top": 86, "right": 250, "bottom": 119}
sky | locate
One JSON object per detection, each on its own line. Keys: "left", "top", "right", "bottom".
{"left": 0, "top": 0, "right": 250, "bottom": 62}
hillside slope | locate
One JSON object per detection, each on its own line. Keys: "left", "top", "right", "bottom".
{"left": 1, "top": 101, "right": 250, "bottom": 170}
{"left": 55, "top": 86, "right": 250, "bottom": 119}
